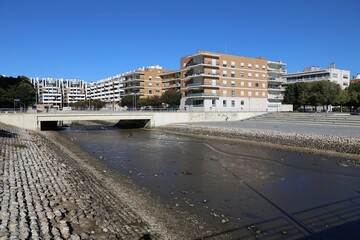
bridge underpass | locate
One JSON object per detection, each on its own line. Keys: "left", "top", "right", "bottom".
{"left": 0, "top": 111, "right": 264, "bottom": 131}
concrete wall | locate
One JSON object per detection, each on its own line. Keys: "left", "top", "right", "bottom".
{"left": 151, "top": 111, "right": 264, "bottom": 127}
{"left": 0, "top": 113, "right": 38, "bottom": 131}
{"left": 0, "top": 111, "right": 266, "bottom": 131}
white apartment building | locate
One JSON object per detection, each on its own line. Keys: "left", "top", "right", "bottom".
{"left": 86, "top": 75, "right": 124, "bottom": 102}
{"left": 267, "top": 60, "right": 287, "bottom": 111}
{"left": 285, "top": 64, "right": 350, "bottom": 89}
{"left": 31, "top": 78, "right": 86, "bottom": 109}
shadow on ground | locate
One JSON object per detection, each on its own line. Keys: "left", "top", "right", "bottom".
{"left": 0, "top": 129, "right": 16, "bottom": 138}
{"left": 196, "top": 195, "right": 360, "bottom": 240}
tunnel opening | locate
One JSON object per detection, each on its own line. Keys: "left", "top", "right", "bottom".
{"left": 115, "top": 119, "right": 150, "bottom": 129}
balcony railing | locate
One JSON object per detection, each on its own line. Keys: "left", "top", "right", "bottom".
{"left": 187, "top": 93, "right": 220, "bottom": 97}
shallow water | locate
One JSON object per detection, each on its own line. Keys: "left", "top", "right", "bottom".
{"left": 59, "top": 125, "right": 360, "bottom": 239}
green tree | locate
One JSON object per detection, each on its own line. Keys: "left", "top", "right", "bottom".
{"left": 161, "top": 90, "right": 182, "bottom": 107}
{"left": 336, "top": 89, "right": 350, "bottom": 112}
{"left": 0, "top": 75, "right": 36, "bottom": 108}
{"left": 120, "top": 95, "right": 139, "bottom": 108}
{"left": 348, "top": 82, "right": 360, "bottom": 109}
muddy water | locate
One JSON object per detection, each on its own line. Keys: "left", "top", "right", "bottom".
{"left": 59, "top": 125, "right": 360, "bottom": 239}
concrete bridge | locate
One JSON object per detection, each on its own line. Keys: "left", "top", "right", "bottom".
{"left": 0, "top": 111, "right": 264, "bottom": 131}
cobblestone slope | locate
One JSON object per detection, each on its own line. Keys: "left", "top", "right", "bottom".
{"left": 0, "top": 124, "right": 161, "bottom": 239}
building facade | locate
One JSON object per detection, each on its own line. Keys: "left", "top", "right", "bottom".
{"left": 86, "top": 75, "right": 124, "bottom": 103}
{"left": 159, "top": 70, "right": 181, "bottom": 93}
{"left": 285, "top": 64, "right": 350, "bottom": 89}
{"left": 31, "top": 78, "right": 86, "bottom": 109}
{"left": 179, "top": 50, "right": 287, "bottom": 111}
{"left": 122, "top": 65, "right": 168, "bottom": 98}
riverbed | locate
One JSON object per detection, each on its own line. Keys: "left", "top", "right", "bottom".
{"left": 58, "top": 124, "right": 360, "bottom": 239}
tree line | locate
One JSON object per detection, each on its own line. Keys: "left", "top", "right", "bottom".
{"left": 119, "top": 90, "right": 182, "bottom": 109}
{"left": 0, "top": 76, "right": 36, "bottom": 108}
{"left": 283, "top": 81, "right": 360, "bottom": 111}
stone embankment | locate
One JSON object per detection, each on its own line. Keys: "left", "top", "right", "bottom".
{"left": 160, "top": 124, "right": 360, "bottom": 156}
{"left": 0, "top": 123, "right": 162, "bottom": 240}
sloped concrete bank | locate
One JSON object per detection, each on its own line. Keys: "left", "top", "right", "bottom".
{"left": 0, "top": 123, "right": 216, "bottom": 239}
{"left": 159, "top": 124, "right": 360, "bottom": 157}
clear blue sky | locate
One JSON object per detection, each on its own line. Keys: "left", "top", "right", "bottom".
{"left": 1, "top": 0, "right": 359, "bottom": 82}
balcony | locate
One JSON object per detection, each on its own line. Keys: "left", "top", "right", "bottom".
{"left": 161, "top": 77, "right": 181, "bottom": 83}
{"left": 183, "top": 72, "right": 220, "bottom": 81}
{"left": 268, "top": 87, "right": 286, "bottom": 91}
{"left": 268, "top": 68, "right": 287, "bottom": 74}
{"left": 123, "top": 85, "right": 144, "bottom": 90}
{"left": 187, "top": 93, "right": 220, "bottom": 98}
{"left": 268, "top": 94, "right": 284, "bottom": 101}
{"left": 185, "top": 83, "right": 220, "bottom": 90}
{"left": 268, "top": 77, "right": 286, "bottom": 83}
{"left": 163, "top": 83, "right": 181, "bottom": 89}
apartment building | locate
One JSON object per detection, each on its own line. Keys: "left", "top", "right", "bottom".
{"left": 122, "top": 65, "right": 168, "bottom": 98}
{"left": 179, "top": 50, "right": 287, "bottom": 111}
{"left": 87, "top": 75, "right": 124, "bottom": 102}
{"left": 31, "top": 78, "right": 86, "bottom": 109}
{"left": 285, "top": 64, "right": 350, "bottom": 89}
{"left": 159, "top": 70, "right": 181, "bottom": 93}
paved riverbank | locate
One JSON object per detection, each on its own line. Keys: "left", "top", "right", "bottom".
{"left": 159, "top": 123, "right": 360, "bottom": 157}
{"left": 0, "top": 123, "right": 213, "bottom": 239}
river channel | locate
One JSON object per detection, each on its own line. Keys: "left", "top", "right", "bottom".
{"left": 58, "top": 124, "right": 360, "bottom": 239}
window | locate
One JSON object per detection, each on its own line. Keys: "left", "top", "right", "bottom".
{"left": 231, "top": 90, "right": 235, "bottom": 96}
{"left": 149, "top": 90, "right": 152, "bottom": 94}
{"left": 155, "top": 90, "right": 160, "bottom": 93}
{"left": 255, "top": 83, "right": 259, "bottom": 87}
{"left": 262, "top": 73, "right": 266, "bottom": 78}
{"left": 156, "top": 83, "right": 160, "bottom": 86}
{"left": 248, "top": 63, "right": 252, "bottom": 68}
{"left": 343, "top": 75, "right": 349, "bottom": 79}
{"left": 231, "top": 80, "right": 235, "bottom": 87}
{"left": 332, "top": 73, "right": 338, "bottom": 78}
{"left": 231, "top": 61, "right": 235, "bottom": 68}
{"left": 255, "top": 64, "right": 259, "bottom": 69}
{"left": 262, "top": 65, "right": 266, "bottom": 69}
{"left": 255, "top": 92, "right": 259, "bottom": 96}
{"left": 223, "top": 100, "right": 227, "bottom": 107}
{"left": 241, "top": 91, "right": 245, "bottom": 96}
{"left": 240, "top": 72, "right": 245, "bottom": 77}
{"left": 248, "top": 82, "right": 252, "bottom": 87}
{"left": 193, "top": 100, "right": 204, "bottom": 106}
{"left": 149, "top": 82, "right": 153, "bottom": 86}
{"left": 241, "top": 81, "right": 245, "bottom": 86}
{"left": 248, "top": 72, "right": 252, "bottom": 77}
{"left": 223, "top": 90, "right": 227, "bottom": 97}
{"left": 149, "top": 76, "right": 152, "bottom": 80}
{"left": 223, "top": 60, "right": 227, "bottom": 67}
{"left": 223, "top": 80, "right": 227, "bottom": 87}
{"left": 241, "top": 62, "right": 245, "bottom": 67}
{"left": 241, "top": 100, "right": 244, "bottom": 105}
{"left": 262, "top": 92, "right": 266, "bottom": 97}
{"left": 212, "top": 99, "right": 216, "bottom": 107}
{"left": 231, "top": 100, "right": 235, "bottom": 107}
{"left": 231, "top": 71, "right": 235, "bottom": 77}
{"left": 248, "top": 91, "right": 252, "bottom": 96}
{"left": 223, "top": 70, "right": 227, "bottom": 77}
{"left": 255, "top": 73, "right": 259, "bottom": 78}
